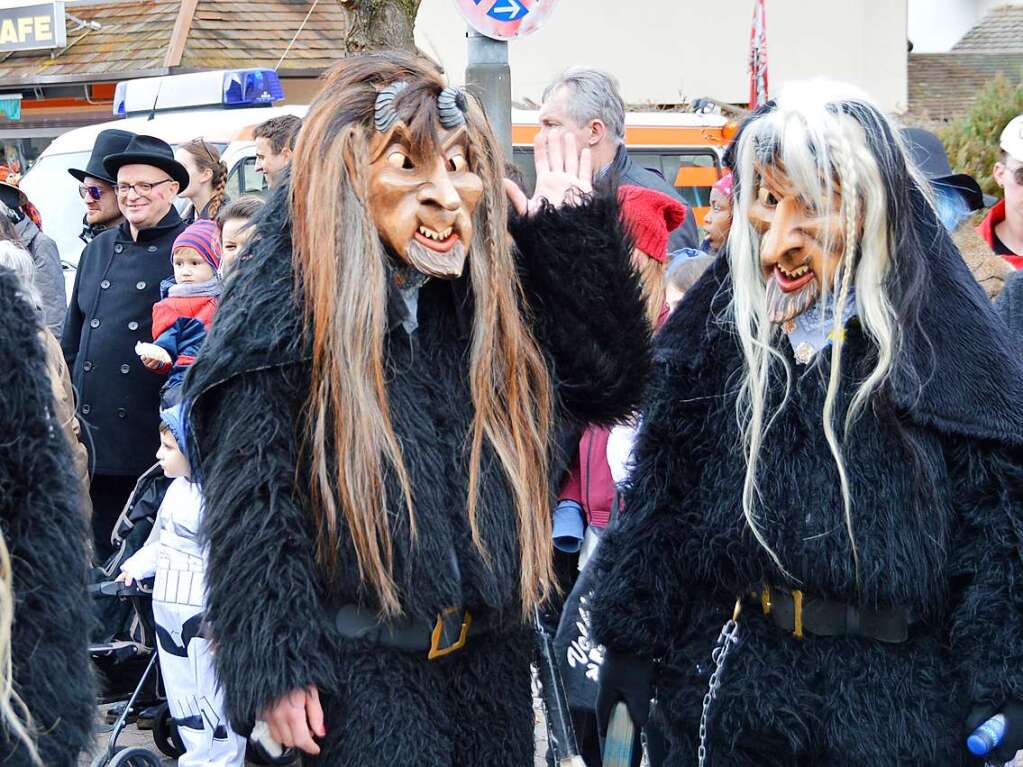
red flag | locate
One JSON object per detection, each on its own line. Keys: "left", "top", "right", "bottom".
{"left": 749, "top": 0, "right": 769, "bottom": 109}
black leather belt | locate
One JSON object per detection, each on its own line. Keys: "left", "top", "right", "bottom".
{"left": 334, "top": 605, "right": 483, "bottom": 659}
{"left": 747, "top": 585, "right": 913, "bottom": 644}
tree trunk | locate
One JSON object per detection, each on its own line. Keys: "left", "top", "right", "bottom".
{"left": 339, "top": 0, "right": 423, "bottom": 53}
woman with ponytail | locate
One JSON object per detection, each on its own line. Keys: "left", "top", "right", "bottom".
{"left": 0, "top": 264, "right": 94, "bottom": 765}
{"left": 592, "top": 81, "right": 1023, "bottom": 765}
{"left": 176, "top": 138, "right": 229, "bottom": 223}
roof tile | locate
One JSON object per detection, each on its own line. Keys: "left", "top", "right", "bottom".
{"left": 0, "top": 0, "right": 353, "bottom": 84}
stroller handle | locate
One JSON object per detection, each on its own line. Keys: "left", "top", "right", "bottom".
{"left": 88, "top": 581, "right": 147, "bottom": 599}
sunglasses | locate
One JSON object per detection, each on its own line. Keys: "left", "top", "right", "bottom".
{"left": 78, "top": 184, "right": 105, "bottom": 201}
{"left": 1007, "top": 163, "right": 1023, "bottom": 187}
{"left": 191, "top": 137, "right": 217, "bottom": 164}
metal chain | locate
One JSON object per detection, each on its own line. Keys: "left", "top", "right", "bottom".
{"left": 697, "top": 603, "right": 743, "bottom": 767}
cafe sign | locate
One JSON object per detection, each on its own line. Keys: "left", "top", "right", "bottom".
{"left": 0, "top": 2, "right": 66, "bottom": 53}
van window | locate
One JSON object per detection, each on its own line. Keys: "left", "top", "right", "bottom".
{"left": 227, "top": 156, "right": 268, "bottom": 200}
{"left": 670, "top": 150, "right": 722, "bottom": 212}
{"left": 511, "top": 147, "right": 537, "bottom": 197}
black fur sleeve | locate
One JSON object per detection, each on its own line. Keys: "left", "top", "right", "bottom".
{"left": 0, "top": 269, "right": 94, "bottom": 766}
{"left": 509, "top": 193, "right": 651, "bottom": 426}
{"left": 588, "top": 259, "right": 731, "bottom": 659}
{"left": 947, "top": 439, "right": 1023, "bottom": 709}
{"left": 587, "top": 353, "right": 711, "bottom": 659}
{"left": 192, "top": 363, "right": 337, "bottom": 732}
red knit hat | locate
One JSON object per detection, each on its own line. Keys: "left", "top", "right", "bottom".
{"left": 173, "top": 219, "right": 222, "bottom": 270}
{"left": 618, "top": 185, "right": 687, "bottom": 263}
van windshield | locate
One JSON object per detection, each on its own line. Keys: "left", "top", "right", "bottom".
{"left": 21, "top": 151, "right": 93, "bottom": 266}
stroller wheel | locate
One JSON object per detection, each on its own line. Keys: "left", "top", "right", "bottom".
{"left": 152, "top": 703, "right": 184, "bottom": 758}
{"left": 106, "top": 746, "right": 163, "bottom": 766}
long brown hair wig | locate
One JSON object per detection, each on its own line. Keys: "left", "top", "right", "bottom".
{"left": 290, "top": 52, "right": 555, "bottom": 618}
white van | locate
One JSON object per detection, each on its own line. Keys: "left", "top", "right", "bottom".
{"left": 20, "top": 69, "right": 306, "bottom": 268}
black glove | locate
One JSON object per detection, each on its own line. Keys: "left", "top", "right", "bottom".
{"left": 596, "top": 650, "right": 655, "bottom": 736}
{"left": 964, "top": 699, "right": 1023, "bottom": 763}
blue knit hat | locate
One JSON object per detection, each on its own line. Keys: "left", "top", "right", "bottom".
{"left": 173, "top": 219, "right": 221, "bottom": 270}
{"left": 160, "top": 404, "right": 189, "bottom": 463}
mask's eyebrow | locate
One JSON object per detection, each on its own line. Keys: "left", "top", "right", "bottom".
{"left": 442, "top": 126, "right": 468, "bottom": 151}
{"left": 370, "top": 122, "right": 415, "bottom": 163}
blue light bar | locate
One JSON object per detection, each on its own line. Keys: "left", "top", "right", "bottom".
{"left": 222, "top": 69, "right": 285, "bottom": 108}
{"left": 113, "top": 81, "right": 127, "bottom": 116}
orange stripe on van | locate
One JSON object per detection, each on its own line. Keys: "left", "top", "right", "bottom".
{"left": 512, "top": 124, "right": 730, "bottom": 148}
{"left": 675, "top": 167, "right": 722, "bottom": 186}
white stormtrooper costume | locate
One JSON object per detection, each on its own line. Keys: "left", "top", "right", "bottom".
{"left": 121, "top": 476, "right": 246, "bottom": 767}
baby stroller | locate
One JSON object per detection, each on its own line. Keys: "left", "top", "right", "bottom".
{"left": 89, "top": 464, "right": 297, "bottom": 766}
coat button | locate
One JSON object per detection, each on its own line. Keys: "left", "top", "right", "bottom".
{"left": 100, "top": 279, "right": 111, "bottom": 289}
{"left": 83, "top": 361, "right": 94, "bottom": 372}
{"left": 136, "top": 281, "right": 146, "bottom": 290}
{"left": 120, "top": 364, "right": 130, "bottom": 374}
{"left": 90, "top": 318, "right": 100, "bottom": 328}
{"left": 147, "top": 245, "right": 158, "bottom": 253}
{"left": 128, "top": 321, "right": 139, "bottom": 331}
{"left": 117, "top": 408, "right": 127, "bottom": 419}
{"left": 114, "top": 244, "right": 124, "bottom": 254}
{"left": 81, "top": 404, "right": 91, "bottom": 415}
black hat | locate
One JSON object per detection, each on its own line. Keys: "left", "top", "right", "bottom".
{"left": 68, "top": 128, "right": 136, "bottom": 184}
{"left": 103, "top": 134, "right": 190, "bottom": 191}
{"left": 901, "top": 127, "right": 994, "bottom": 211}
{"left": 0, "top": 181, "right": 24, "bottom": 211}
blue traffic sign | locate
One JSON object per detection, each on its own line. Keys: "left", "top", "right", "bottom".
{"left": 454, "top": 0, "right": 558, "bottom": 41}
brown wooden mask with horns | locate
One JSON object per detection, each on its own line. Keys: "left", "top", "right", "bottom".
{"left": 366, "top": 82, "right": 483, "bottom": 280}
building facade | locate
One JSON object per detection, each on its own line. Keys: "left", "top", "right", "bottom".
{"left": 415, "top": 0, "right": 909, "bottom": 113}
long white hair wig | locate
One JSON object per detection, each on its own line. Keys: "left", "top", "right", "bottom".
{"left": 727, "top": 81, "right": 929, "bottom": 580}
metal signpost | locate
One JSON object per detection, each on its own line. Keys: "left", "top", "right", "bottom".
{"left": 0, "top": 2, "right": 66, "bottom": 53}
{"left": 456, "top": 0, "right": 558, "bottom": 162}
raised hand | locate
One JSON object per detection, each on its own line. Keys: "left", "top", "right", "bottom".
{"left": 505, "top": 131, "right": 593, "bottom": 217}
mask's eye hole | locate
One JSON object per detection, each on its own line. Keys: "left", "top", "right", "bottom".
{"left": 387, "top": 150, "right": 414, "bottom": 170}
{"left": 447, "top": 153, "right": 467, "bottom": 173}
{"left": 757, "top": 186, "right": 778, "bottom": 207}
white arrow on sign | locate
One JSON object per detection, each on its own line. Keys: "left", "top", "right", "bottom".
{"left": 491, "top": 0, "right": 524, "bottom": 19}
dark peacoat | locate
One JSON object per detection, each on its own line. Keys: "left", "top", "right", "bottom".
{"left": 62, "top": 208, "right": 185, "bottom": 476}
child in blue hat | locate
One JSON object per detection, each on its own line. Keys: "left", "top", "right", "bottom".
{"left": 117, "top": 404, "right": 245, "bottom": 767}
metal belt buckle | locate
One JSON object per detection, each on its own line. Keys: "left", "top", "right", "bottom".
{"left": 791, "top": 589, "right": 804, "bottom": 640}
{"left": 428, "top": 608, "right": 472, "bottom": 660}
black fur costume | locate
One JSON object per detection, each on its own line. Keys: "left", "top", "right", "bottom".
{"left": 590, "top": 186, "right": 1023, "bottom": 766}
{"left": 0, "top": 268, "right": 94, "bottom": 765}
{"left": 184, "top": 185, "right": 650, "bottom": 765}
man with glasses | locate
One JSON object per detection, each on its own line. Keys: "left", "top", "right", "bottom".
{"left": 979, "top": 115, "right": 1023, "bottom": 269}
{"left": 68, "top": 128, "right": 134, "bottom": 244}
{"left": 62, "top": 134, "right": 189, "bottom": 559}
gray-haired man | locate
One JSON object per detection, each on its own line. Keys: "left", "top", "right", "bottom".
{"left": 539, "top": 68, "right": 699, "bottom": 250}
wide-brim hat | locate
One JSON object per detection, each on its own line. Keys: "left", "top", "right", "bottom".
{"left": 103, "top": 134, "right": 190, "bottom": 191}
{"left": 69, "top": 128, "right": 136, "bottom": 184}
{"left": 0, "top": 181, "right": 25, "bottom": 210}
{"left": 901, "top": 127, "right": 990, "bottom": 211}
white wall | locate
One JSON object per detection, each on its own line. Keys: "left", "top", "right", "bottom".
{"left": 416, "top": 0, "right": 908, "bottom": 113}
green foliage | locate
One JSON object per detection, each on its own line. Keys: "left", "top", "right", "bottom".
{"left": 940, "top": 73, "right": 1023, "bottom": 197}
